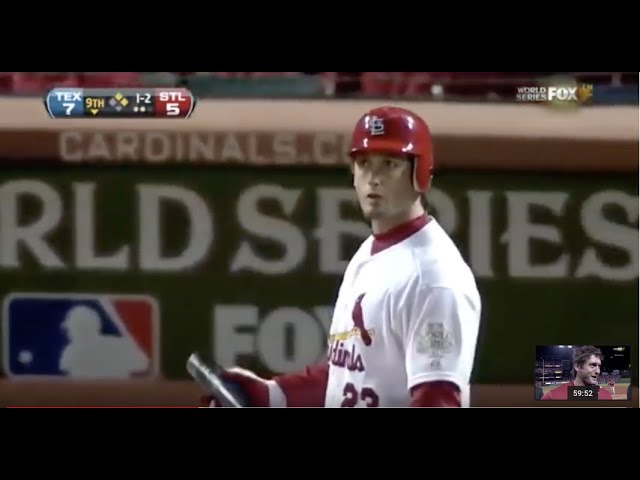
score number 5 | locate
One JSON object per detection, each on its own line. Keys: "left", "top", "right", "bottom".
{"left": 166, "top": 103, "right": 180, "bottom": 115}
{"left": 341, "top": 382, "right": 380, "bottom": 407}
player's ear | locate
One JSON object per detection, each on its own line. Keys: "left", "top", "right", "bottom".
{"left": 349, "top": 162, "right": 356, "bottom": 185}
{"left": 419, "top": 173, "right": 432, "bottom": 194}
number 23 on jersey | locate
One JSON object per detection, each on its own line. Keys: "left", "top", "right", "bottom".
{"left": 341, "top": 382, "right": 380, "bottom": 407}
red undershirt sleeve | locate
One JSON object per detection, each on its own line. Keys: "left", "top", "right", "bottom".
{"left": 273, "top": 362, "right": 329, "bottom": 407}
{"left": 410, "top": 381, "right": 461, "bottom": 407}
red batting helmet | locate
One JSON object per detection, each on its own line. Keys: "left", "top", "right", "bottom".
{"left": 348, "top": 106, "right": 434, "bottom": 192}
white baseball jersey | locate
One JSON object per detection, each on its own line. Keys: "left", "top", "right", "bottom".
{"left": 324, "top": 216, "right": 481, "bottom": 407}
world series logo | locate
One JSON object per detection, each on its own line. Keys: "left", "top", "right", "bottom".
{"left": 515, "top": 83, "right": 593, "bottom": 106}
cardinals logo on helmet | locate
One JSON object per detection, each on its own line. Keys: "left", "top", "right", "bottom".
{"left": 367, "top": 115, "right": 385, "bottom": 136}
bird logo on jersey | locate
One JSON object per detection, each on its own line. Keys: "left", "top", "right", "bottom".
{"left": 2, "top": 292, "right": 160, "bottom": 379}
{"left": 326, "top": 293, "right": 375, "bottom": 373}
{"left": 351, "top": 293, "right": 372, "bottom": 346}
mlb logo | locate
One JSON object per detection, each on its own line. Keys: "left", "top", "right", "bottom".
{"left": 2, "top": 293, "right": 160, "bottom": 379}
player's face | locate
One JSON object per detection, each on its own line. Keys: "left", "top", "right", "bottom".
{"left": 352, "top": 153, "right": 418, "bottom": 223}
{"left": 575, "top": 355, "right": 601, "bottom": 386}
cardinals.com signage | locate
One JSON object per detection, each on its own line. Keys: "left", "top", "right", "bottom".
{"left": 0, "top": 166, "right": 636, "bottom": 384}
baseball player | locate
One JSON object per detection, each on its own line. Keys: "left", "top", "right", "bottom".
{"left": 541, "top": 345, "right": 613, "bottom": 400}
{"left": 609, "top": 378, "right": 616, "bottom": 395}
{"left": 201, "top": 106, "right": 482, "bottom": 407}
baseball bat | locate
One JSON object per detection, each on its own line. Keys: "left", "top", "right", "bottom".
{"left": 186, "top": 352, "right": 249, "bottom": 408}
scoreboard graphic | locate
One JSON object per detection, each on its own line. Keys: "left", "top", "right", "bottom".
{"left": 44, "top": 88, "right": 196, "bottom": 119}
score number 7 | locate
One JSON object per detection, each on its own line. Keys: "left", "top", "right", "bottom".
{"left": 63, "top": 103, "right": 75, "bottom": 115}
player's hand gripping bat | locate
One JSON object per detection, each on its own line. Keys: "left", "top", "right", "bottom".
{"left": 186, "top": 352, "right": 249, "bottom": 408}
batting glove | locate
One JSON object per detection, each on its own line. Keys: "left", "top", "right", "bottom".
{"left": 199, "top": 367, "right": 283, "bottom": 407}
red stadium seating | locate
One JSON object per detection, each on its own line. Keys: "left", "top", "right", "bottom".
{"left": 1, "top": 72, "right": 636, "bottom": 101}
{"left": 79, "top": 72, "right": 142, "bottom": 88}
{"left": 10, "top": 72, "right": 83, "bottom": 94}
{"left": 0, "top": 72, "right": 12, "bottom": 92}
